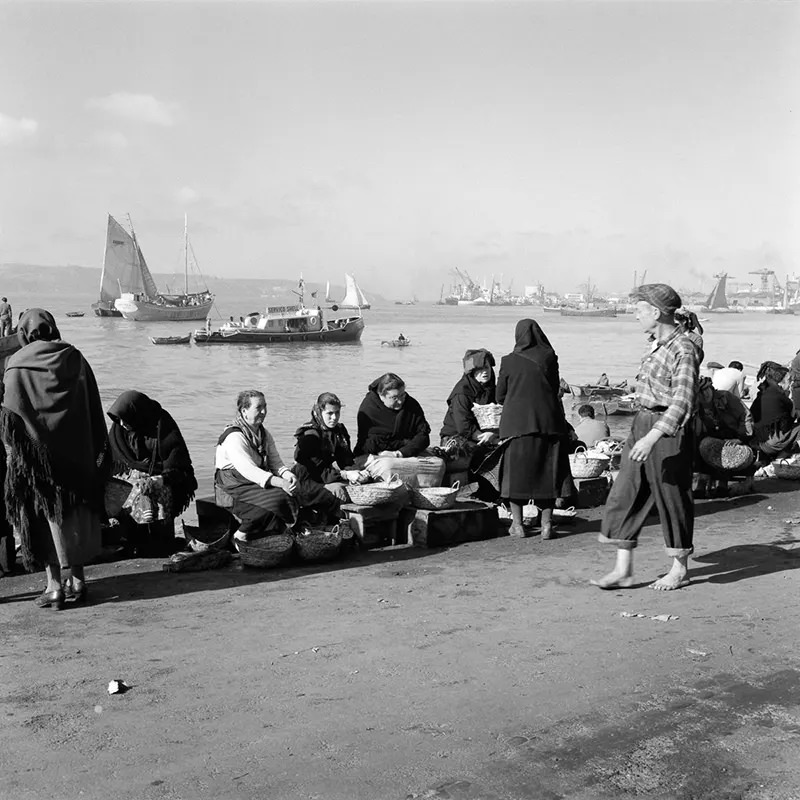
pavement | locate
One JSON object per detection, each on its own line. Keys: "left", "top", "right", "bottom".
{"left": 1, "top": 477, "right": 799, "bottom": 800}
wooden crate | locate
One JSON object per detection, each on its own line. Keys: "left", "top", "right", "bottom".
{"left": 340, "top": 502, "right": 401, "bottom": 549}
{"left": 399, "top": 500, "right": 499, "bottom": 548}
{"left": 573, "top": 476, "right": 611, "bottom": 508}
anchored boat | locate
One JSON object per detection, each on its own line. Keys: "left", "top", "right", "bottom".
{"left": 328, "top": 273, "right": 370, "bottom": 310}
{"left": 108, "top": 214, "right": 215, "bottom": 322}
{"left": 194, "top": 281, "right": 364, "bottom": 345}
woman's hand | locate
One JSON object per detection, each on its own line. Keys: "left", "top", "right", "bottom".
{"left": 477, "top": 431, "right": 498, "bottom": 445}
{"left": 377, "top": 450, "right": 403, "bottom": 458}
{"left": 272, "top": 473, "right": 297, "bottom": 496}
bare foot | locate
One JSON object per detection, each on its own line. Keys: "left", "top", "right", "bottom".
{"left": 590, "top": 571, "right": 634, "bottom": 590}
{"left": 540, "top": 524, "right": 556, "bottom": 540}
{"left": 508, "top": 522, "right": 526, "bottom": 538}
{"left": 650, "top": 572, "right": 690, "bottom": 591}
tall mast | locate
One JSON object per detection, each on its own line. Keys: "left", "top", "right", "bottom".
{"left": 184, "top": 213, "right": 189, "bottom": 295}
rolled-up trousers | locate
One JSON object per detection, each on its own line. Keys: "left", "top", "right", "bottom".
{"left": 599, "top": 410, "right": 694, "bottom": 557}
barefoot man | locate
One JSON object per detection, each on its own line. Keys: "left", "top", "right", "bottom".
{"left": 592, "top": 283, "right": 699, "bottom": 591}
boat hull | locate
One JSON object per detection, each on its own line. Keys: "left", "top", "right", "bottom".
{"left": 92, "top": 301, "right": 122, "bottom": 318}
{"left": 194, "top": 317, "right": 364, "bottom": 345}
{"left": 151, "top": 335, "right": 192, "bottom": 345}
{"left": 560, "top": 308, "right": 617, "bottom": 317}
{"left": 115, "top": 297, "right": 214, "bottom": 321}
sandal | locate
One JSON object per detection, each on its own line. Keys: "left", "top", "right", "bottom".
{"left": 34, "top": 588, "right": 65, "bottom": 610}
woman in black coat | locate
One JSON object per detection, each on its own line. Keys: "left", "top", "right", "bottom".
{"left": 497, "top": 319, "right": 573, "bottom": 539}
{"left": 440, "top": 348, "right": 498, "bottom": 468}
{"left": 354, "top": 372, "right": 445, "bottom": 486}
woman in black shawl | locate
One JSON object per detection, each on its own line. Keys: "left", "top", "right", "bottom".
{"left": 440, "top": 349, "right": 498, "bottom": 469}
{"left": 293, "top": 392, "right": 368, "bottom": 507}
{"left": 496, "top": 319, "right": 573, "bottom": 539}
{"left": 354, "top": 373, "right": 445, "bottom": 487}
{"left": 750, "top": 361, "right": 800, "bottom": 460}
{"left": 107, "top": 390, "right": 197, "bottom": 556}
{"left": 1, "top": 308, "right": 109, "bottom": 608}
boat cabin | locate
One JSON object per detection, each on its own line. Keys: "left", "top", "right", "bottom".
{"left": 226, "top": 304, "right": 325, "bottom": 333}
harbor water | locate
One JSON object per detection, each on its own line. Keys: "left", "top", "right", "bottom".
{"left": 13, "top": 289, "right": 797, "bottom": 499}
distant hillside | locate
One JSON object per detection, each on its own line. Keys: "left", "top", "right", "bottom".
{"left": 0, "top": 264, "right": 387, "bottom": 305}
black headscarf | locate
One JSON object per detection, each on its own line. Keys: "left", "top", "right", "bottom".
{"left": 108, "top": 390, "right": 197, "bottom": 514}
{"left": 16, "top": 307, "right": 61, "bottom": 347}
{"left": 294, "top": 399, "right": 354, "bottom": 483}
{"left": 512, "top": 319, "right": 557, "bottom": 372}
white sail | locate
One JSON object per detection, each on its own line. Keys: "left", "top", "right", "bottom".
{"left": 325, "top": 281, "right": 334, "bottom": 303}
{"left": 339, "top": 273, "right": 371, "bottom": 309}
{"left": 101, "top": 215, "right": 159, "bottom": 301}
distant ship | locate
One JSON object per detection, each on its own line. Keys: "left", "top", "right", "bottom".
{"left": 702, "top": 273, "right": 742, "bottom": 314}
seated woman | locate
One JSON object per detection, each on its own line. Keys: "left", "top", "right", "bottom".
{"left": 439, "top": 349, "right": 498, "bottom": 469}
{"left": 215, "top": 390, "right": 339, "bottom": 546}
{"left": 750, "top": 361, "right": 800, "bottom": 461}
{"left": 108, "top": 390, "right": 197, "bottom": 556}
{"left": 294, "top": 392, "right": 369, "bottom": 505}
{"left": 354, "top": 373, "right": 445, "bottom": 487}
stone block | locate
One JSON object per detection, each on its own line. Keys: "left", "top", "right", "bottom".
{"left": 340, "top": 502, "right": 402, "bottom": 549}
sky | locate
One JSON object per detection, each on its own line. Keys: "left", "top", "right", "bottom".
{"left": 0, "top": 1, "right": 798, "bottom": 299}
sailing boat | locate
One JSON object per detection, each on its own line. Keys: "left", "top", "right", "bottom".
{"left": 111, "top": 215, "right": 215, "bottom": 322}
{"left": 702, "top": 272, "right": 741, "bottom": 314}
{"left": 336, "top": 273, "right": 371, "bottom": 310}
{"left": 92, "top": 215, "right": 137, "bottom": 317}
{"left": 768, "top": 275, "right": 796, "bottom": 315}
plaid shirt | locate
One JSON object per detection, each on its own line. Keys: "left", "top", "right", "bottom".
{"left": 636, "top": 327, "right": 699, "bottom": 437}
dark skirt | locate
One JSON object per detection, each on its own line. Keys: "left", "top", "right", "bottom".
{"left": 499, "top": 434, "right": 573, "bottom": 501}
{"left": 216, "top": 468, "right": 298, "bottom": 534}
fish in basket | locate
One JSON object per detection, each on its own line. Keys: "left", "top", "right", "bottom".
{"left": 185, "top": 522, "right": 232, "bottom": 553}
{"left": 345, "top": 476, "right": 407, "bottom": 506}
{"left": 408, "top": 481, "right": 460, "bottom": 511}
{"left": 472, "top": 402, "right": 503, "bottom": 431}
{"left": 568, "top": 446, "right": 610, "bottom": 479}
{"left": 294, "top": 524, "right": 343, "bottom": 562}
{"left": 236, "top": 532, "right": 295, "bottom": 568}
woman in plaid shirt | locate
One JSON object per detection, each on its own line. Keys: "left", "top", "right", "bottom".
{"left": 592, "top": 283, "right": 699, "bottom": 591}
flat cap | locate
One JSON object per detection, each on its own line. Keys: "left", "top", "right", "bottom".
{"left": 706, "top": 361, "right": 724, "bottom": 370}
{"left": 630, "top": 283, "right": 682, "bottom": 315}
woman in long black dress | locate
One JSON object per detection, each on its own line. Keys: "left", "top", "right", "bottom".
{"left": 496, "top": 319, "right": 573, "bottom": 539}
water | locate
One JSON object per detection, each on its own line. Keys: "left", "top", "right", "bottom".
{"left": 11, "top": 290, "right": 797, "bottom": 499}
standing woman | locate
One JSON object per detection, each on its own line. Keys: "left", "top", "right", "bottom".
{"left": 497, "top": 319, "right": 572, "bottom": 539}
{"left": 1, "top": 308, "right": 109, "bottom": 608}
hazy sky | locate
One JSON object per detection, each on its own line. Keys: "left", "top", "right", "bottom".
{"left": 1, "top": 1, "right": 797, "bottom": 298}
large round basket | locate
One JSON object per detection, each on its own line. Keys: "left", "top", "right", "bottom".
{"left": 472, "top": 402, "right": 503, "bottom": 431}
{"left": 568, "top": 447, "right": 610, "bottom": 479}
{"left": 104, "top": 478, "right": 133, "bottom": 518}
{"left": 408, "top": 481, "right": 460, "bottom": 511}
{"left": 237, "top": 533, "right": 295, "bottom": 568}
{"left": 295, "top": 525, "right": 343, "bottom": 562}
{"left": 345, "top": 477, "right": 406, "bottom": 506}
{"left": 772, "top": 460, "right": 800, "bottom": 480}
{"left": 699, "top": 437, "right": 756, "bottom": 472}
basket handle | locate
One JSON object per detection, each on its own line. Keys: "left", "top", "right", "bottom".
{"left": 572, "top": 445, "right": 588, "bottom": 462}
{"left": 450, "top": 480, "right": 460, "bottom": 490}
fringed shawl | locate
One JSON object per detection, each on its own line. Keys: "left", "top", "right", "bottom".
{"left": 108, "top": 390, "right": 197, "bottom": 515}
{"left": 1, "top": 338, "right": 109, "bottom": 570}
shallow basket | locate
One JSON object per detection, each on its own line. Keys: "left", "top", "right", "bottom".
{"left": 497, "top": 502, "right": 539, "bottom": 522}
{"left": 472, "top": 402, "right": 503, "bottom": 431}
{"left": 345, "top": 477, "right": 406, "bottom": 506}
{"left": 294, "top": 525, "right": 343, "bottom": 562}
{"left": 568, "top": 447, "right": 610, "bottom": 479}
{"left": 408, "top": 481, "right": 460, "bottom": 511}
{"left": 772, "top": 460, "right": 800, "bottom": 480}
{"left": 237, "top": 532, "right": 294, "bottom": 568}
{"left": 699, "top": 437, "right": 756, "bottom": 472}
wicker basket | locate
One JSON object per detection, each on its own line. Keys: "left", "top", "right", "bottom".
{"left": 497, "top": 502, "right": 539, "bottom": 522}
{"left": 237, "top": 532, "right": 294, "bottom": 568}
{"left": 188, "top": 526, "right": 232, "bottom": 553}
{"left": 472, "top": 403, "right": 503, "bottom": 431}
{"left": 345, "top": 476, "right": 406, "bottom": 506}
{"left": 772, "top": 460, "right": 800, "bottom": 480}
{"left": 294, "top": 525, "right": 343, "bottom": 562}
{"left": 699, "top": 437, "right": 756, "bottom": 472}
{"left": 104, "top": 477, "right": 133, "bottom": 517}
{"left": 409, "top": 481, "right": 460, "bottom": 511}
{"left": 568, "top": 447, "right": 610, "bottom": 479}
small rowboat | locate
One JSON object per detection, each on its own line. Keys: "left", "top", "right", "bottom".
{"left": 65, "top": 311, "right": 85, "bottom": 317}
{"left": 150, "top": 334, "right": 192, "bottom": 345}
{"left": 381, "top": 338, "right": 411, "bottom": 347}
